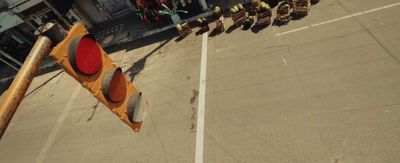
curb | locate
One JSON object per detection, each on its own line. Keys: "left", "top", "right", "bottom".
{"left": 108, "top": 11, "right": 214, "bottom": 46}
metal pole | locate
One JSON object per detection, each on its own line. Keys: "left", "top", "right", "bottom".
{"left": 0, "top": 36, "right": 52, "bottom": 140}
{"left": 0, "top": 49, "right": 23, "bottom": 66}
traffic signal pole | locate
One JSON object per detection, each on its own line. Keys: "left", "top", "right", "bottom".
{"left": 0, "top": 36, "right": 52, "bottom": 139}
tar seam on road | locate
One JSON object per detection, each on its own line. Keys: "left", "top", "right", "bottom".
{"left": 275, "top": 2, "right": 400, "bottom": 36}
{"left": 35, "top": 84, "right": 82, "bottom": 163}
{"left": 195, "top": 32, "right": 208, "bottom": 163}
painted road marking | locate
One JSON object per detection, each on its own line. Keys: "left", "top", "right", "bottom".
{"left": 195, "top": 32, "right": 208, "bottom": 163}
{"left": 35, "top": 84, "right": 82, "bottom": 163}
{"left": 215, "top": 46, "right": 231, "bottom": 53}
{"left": 275, "top": 2, "right": 400, "bottom": 36}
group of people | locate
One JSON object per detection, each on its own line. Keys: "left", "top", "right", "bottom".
{"left": 195, "top": 1, "right": 278, "bottom": 34}
{"left": 176, "top": 0, "right": 318, "bottom": 38}
{"left": 196, "top": 6, "right": 224, "bottom": 33}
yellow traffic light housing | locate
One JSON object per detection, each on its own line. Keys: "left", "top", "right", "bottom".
{"left": 49, "top": 23, "right": 147, "bottom": 132}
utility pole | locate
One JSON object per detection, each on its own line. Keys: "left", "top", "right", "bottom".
{"left": 0, "top": 36, "right": 52, "bottom": 139}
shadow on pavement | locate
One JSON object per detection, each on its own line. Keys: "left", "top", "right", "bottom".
{"left": 209, "top": 27, "right": 224, "bottom": 37}
{"left": 311, "top": 0, "right": 320, "bottom": 5}
{"left": 124, "top": 38, "right": 173, "bottom": 82}
{"left": 24, "top": 70, "right": 64, "bottom": 98}
{"left": 242, "top": 25, "right": 252, "bottom": 31}
{"left": 251, "top": 24, "right": 269, "bottom": 33}
{"left": 226, "top": 24, "right": 240, "bottom": 33}
{"left": 291, "top": 13, "right": 308, "bottom": 20}
{"left": 195, "top": 29, "right": 208, "bottom": 36}
{"left": 105, "top": 28, "right": 178, "bottom": 54}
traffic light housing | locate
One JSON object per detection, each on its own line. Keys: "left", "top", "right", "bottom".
{"left": 49, "top": 23, "right": 148, "bottom": 132}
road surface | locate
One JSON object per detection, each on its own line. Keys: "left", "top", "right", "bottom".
{"left": 1, "top": 0, "right": 400, "bottom": 162}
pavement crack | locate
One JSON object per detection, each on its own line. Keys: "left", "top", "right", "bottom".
{"left": 262, "top": 44, "right": 290, "bottom": 50}
{"left": 87, "top": 101, "right": 100, "bottom": 121}
{"left": 190, "top": 89, "right": 199, "bottom": 131}
{"left": 190, "top": 89, "right": 199, "bottom": 105}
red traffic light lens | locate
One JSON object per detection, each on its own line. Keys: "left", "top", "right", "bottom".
{"left": 102, "top": 68, "right": 127, "bottom": 102}
{"left": 69, "top": 36, "right": 102, "bottom": 75}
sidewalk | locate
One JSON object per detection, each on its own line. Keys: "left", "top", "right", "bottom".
{"left": 88, "top": 0, "right": 280, "bottom": 48}
{"left": 89, "top": 10, "right": 213, "bottom": 48}
{"left": 207, "top": 0, "right": 250, "bottom": 9}
{"left": 88, "top": 12, "right": 160, "bottom": 48}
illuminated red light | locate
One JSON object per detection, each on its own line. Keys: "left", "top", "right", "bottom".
{"left": 69, "top": 36, "right": 102, "bottom": 75}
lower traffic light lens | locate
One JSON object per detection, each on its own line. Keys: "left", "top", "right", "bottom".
{"left": 102, "top": 68, "right": 127, "bottom": 102}
{"left": 126, "top": 92, "right": 147, "bottom": 123}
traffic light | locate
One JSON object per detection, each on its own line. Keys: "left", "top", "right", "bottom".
{"left": 49, "top": 23, "right": 148, "bottom": 132}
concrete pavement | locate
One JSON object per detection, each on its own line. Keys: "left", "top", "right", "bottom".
{"left": 1, "top": 0, "right": 400, "bottom": 162}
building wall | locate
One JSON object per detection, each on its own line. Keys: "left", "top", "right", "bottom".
{"left": 67, "top": 4, "right": 94, "bottom": 28}
{"left": 98, "top": 0, "right": 129, "bottom": 16}
{"left": 4, "top": 0, "right": 43, "bottom": 13}
{"left": 75, "top": 0, "right": 109, "bottom": 24}
{"left": 1, "top": 0, "right": 53, "bottom": 64}
{"left": 0, "top": 11, "right": 24, "bottom": 33}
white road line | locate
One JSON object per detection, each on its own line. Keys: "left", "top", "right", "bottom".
{"left": 276, "top": 26, "right": 310, "bottom": 36}
{"left": 215, "top": 46, "right": 231, "bottom": 53}
{"left": 275, "top": 2, "right": 400, "bottom": 36}
{"left": 283, "top": 58, "right": 288, "bottom": 65}
{"left": 195, "top": 32, "right": 208, "bottom": 163}
{"left": 35, "top": 84, "right": 82, "bottom": 163}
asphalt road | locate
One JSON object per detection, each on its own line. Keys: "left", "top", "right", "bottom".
{"left": 1, "top": 0, "right": 400, "bottom": 162}
{"left": 204, "top": 0, "right": 400, "bottom": 162}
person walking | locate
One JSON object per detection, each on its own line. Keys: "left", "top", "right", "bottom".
{"left": 212, "top": 6, "right": 225, "bottom": 32}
